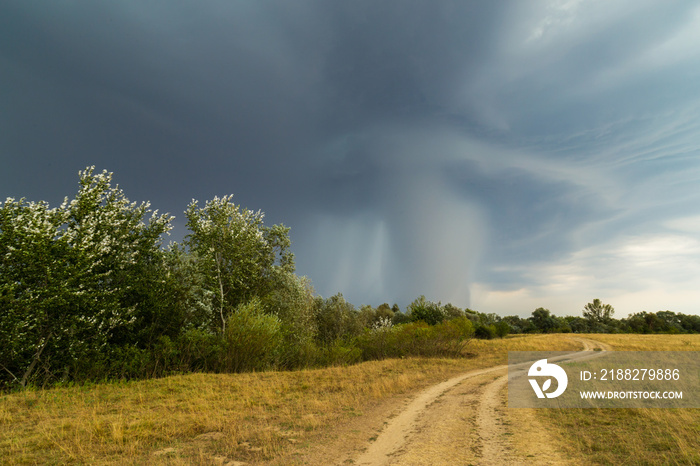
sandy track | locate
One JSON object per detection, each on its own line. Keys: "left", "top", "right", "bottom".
{"left": 352, "top": 365, "right": 506, "bottom": 465}
{"left": 349, "top": 337, "right": 611, "bottom": 465}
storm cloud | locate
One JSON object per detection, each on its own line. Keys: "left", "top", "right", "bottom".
{"left": 3, "top": 1, "right": 700, "bottom": 316}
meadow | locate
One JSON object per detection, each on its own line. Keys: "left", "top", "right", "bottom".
{"left": 0, "top": 334, "right": 697, "bottom": 464}
{"left": 540, "top": 334, "right": 700, "bottom": 466}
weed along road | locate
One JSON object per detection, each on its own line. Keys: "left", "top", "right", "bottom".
{"left": 348, "top": 337, "right": 611, "bottom": 466}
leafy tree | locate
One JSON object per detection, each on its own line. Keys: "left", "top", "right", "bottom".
{"left": 408, "top": 295, "right": 445, "bottom": 325}
{"left": 61, "top": 168, "right": 173, "bottom": 354}
{"left": 656, "top": 310, "right": 683, "bottom": 333}
{"left": 443, "top": 303, "right": 465, "bottom": 320}
{"left": 494, "top": 320, "right": 511, "bottom": 338}
{"left": 262, "top": 271, "right": 316, "bottom": 343}
{"left": 623, "top": 310, "right": 700, "bottom": 334}
{"left": 391, "top": 311, "right": 411, "bottom": 325}
{"left": 565, "top": 316, "right": 589, "bottom": 333}
{"left": 375, "top": 303, "right": 395, "bottom": 323}
{"left": 314, "top": 293, "right": 362, "bottom": 344}
{"left": 0, "top": 197, "right": 69, "bottom": 386}
{"left": 358, "top": 304, "right": 377, "bottom": 328}
{"left": 464, "top": 309, "right": 480, "bottom": 324}
{"left": 583, "top": 299, "right": 614, "bottom": 325}
{"left": 530, "top": 308, "right": 557, "bottom": 333}
{"left": 162, "top": 245, "right": 215, "bottom": 331}
{"left": 678, "top": 313, "right": 700, "bottom": 333}
{"left": 501, "top": 315, "right": 534, "bottom": 334}
{"left": 0, "top": 167, "right": 173, "bottom": 387}
{"left": 261, "top": 273, "right": 318, "bottom": 370}
{"left": 184, "top": 195, "right": 294, "bottom": 333}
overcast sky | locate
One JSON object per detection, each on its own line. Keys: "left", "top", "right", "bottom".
{"left": 3, "top": 1, "right": 700, "bottom": 317}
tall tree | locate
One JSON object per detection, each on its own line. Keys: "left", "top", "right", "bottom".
{"left": 530, "top": 307, "right": 557, "bottom": 333}
{"left": 583, "top": 298, "right": 614, "bottom": 324}
{"left": 184, "top": 195, "right": 294, "bottom": 333}
{"left": 0, "top": 197, "right": 69, "bottom": 386}
{"left": 0, "top": 167, "right": 173, "bottom": 387}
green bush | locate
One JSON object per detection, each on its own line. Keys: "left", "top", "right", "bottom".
{"left": 357, "top": 317, "right": 473, "bottom": 360}
{"left": 314, "top": 294, "right": 363, "bottom": 344}
{"left": 262, "top": 272, "right": 317, "bottom": 344}
{"left": 356, "top": 320, "right": 396, "bottom": 360}
{"left": 276, "top": 330, "right": 320, "bottom": 370}
{"left": 391, "top": 322, "right": 434, "bottom": 356}
{"left": 408, "top": 296, "right": 445, "bottom": 325}
{"left": 314, "top": 339, "right": 362, "bottom": 366}
{"left": 175, "top": 328, "right": 223, "bottom": 372}
{"left": 357, "top": 322, "right": 426, "bottom": 360}
{"left": 474, "top": 323, "right": 497, "bottom": 339}
{"left": 222, "top": 298, "right": 283, "bottom": 372}
{"left": 391, "top": 311, "right": 411, "bottom": 325}
{"left": 430, "top": 317, "right": 474, "bottom": 356}
{"left": 494, "top": 321, "right": 511, "bottom": 338}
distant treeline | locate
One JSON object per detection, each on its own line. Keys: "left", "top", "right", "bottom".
{"left": 1, "top": 168, "right": 697, "bottom": 390}
{"left": 390, "top": 300, "right": 700, "bottom": 338}
{"left": 498, "top": 306, "right": 700, "bottom": 335}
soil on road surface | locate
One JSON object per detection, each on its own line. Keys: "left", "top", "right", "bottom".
{"left": 339, "top": 337, "right": 611, "bottom": 466}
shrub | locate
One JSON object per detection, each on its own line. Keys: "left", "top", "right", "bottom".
{"left": 263, "top": 272, "right": 318, "bottom": 369}
{"left": 430, "top": 317, "right": 474, "bottom": 356}
{"left": 314, "top": 294, "right": 363, "bottom": 344}
{"left": 176, "top": 328, "right": 224, "bottom": 372}
{"left": 313, "top": 339, "right": 362, "bottom": 366}
{"left": 408, "top": 296, "right": 445, "bottom": 325}
{"left": 474, "top": 323, "right": 497, "bottom": 340}
{"left": 356, "top": 321, "right": 426, "bottom": 360}
{"left": 391, "top": 311, "right": 411, "bottom": 325}
{"left": 276, "top": 330, "right": 320, "bottom": 370}
{"left": 357, "top": 317, "right": 473, "bottom": 360}
{"left": 356, "top": 318, "right": 395, "bottom": 360}
{"left": 222, "top": 298, "right": 282, "bottom": 372}
{"left": 494, "top": 321, "right": 511, "bottom": 338}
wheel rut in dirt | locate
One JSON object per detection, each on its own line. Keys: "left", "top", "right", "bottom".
{"left": 348, "top": 337, "right": 611, "bottom": 465}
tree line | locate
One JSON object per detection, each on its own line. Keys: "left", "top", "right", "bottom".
{"left": 0, "top": 168, "right": 475, "bottom": 389}
{"left": 1, "top": 168, "right": 698, "bottom": 390}
{"left": 502, "top": 300, "right": 700, "bottom": 335}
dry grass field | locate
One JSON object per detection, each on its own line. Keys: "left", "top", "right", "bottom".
{"left": 0, "top": 334, "right": 576, "bottom": 465}
{"left": 539, "top": 334, "right": 700, "bottom": 466}
{"left": 0, "top": 333, "right": 697, "bottom": 464}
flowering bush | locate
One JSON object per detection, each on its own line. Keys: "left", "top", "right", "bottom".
{"left": 0, "top": 167, "right": 173, "bottom": 388}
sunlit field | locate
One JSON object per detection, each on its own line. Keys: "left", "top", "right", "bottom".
{"left": 0, "top": 334, "right": 577, "bottom": 464}
{"left": 574, "top": 333, "right": 700, "bottom": 351}
{"left": 1, "top": 334, "right": 697, "bottom": 464}
{"left": 540, "top": 334, "right": 700, "bottom": 465}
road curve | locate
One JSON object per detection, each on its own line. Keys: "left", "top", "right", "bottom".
{"left": 349, "top": 337, "right": 611, "bottom": 465}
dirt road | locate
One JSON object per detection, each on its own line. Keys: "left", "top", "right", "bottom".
{"left": 347, "top": 338, "right": 611, "bottom": 466}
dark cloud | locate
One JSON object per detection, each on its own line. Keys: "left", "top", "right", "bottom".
{"left": 3, "top": 1, "right": 700, "bottom": 314}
